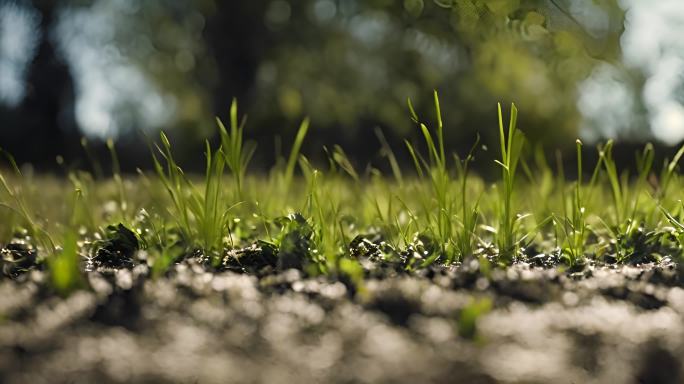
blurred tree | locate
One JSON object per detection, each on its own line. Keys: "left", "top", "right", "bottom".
{"left": 441, "top": 0, "right": 626, "bottom": 147}
{"left": 1, "top": 0, "right": 629, "bottom": 169}
{"left": 0, "top": 0, "right": 78, "bottom": 167}
{"left": 242, "top": 0, "right": 626, "bottom": 160}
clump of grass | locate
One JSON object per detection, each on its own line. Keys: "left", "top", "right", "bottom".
{"left": 1, "top": 152, "right": 89, "bottom": 295}
{"left": 151, "top": 132, "right": 193, "bottom": 246}
{"left": 406, "top": 91, "right": 456, "bottom": 263}
{"left": 151, "top": 120, "right": 239, "bottom": 264}
{"left": 454, "top": 136, "right": 481, "bottom": 261}
{"left": 598, "top": 140, "right": 655, "bottom": 262}
{"left": 554, "top": 140, "right": 588, "bottom": 265}
{"left": 302, "top": 165, "right": 341, "bottom": 274}
{"left": 216, "top": 99, "right": 256, "bottom": 200}
{"left": 494, "top": 103, "right": 525, "bottom": 262}
{"left": 0, "top": 150, "right": 56, "bottom": 257}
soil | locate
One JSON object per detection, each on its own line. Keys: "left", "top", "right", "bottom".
{"left": 1, "top": 249, "right": 683, "bottom": 383}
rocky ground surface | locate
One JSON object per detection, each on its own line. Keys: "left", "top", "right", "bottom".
{"left": 1, "top": 252, "right": 683, "bottom": 384}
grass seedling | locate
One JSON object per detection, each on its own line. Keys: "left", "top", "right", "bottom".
{"left": 331, "top": 145, "right": 360, "bottom": 182}
{"left": 598, "top": 140, "right": 654, "bottom": 262}
{"left": 67, "top": 171, "right": 97, "bottom": 233}
{"left": 495, "top": 103, "right": 524, "bottom": 262}
{"left": 152, "top": 128, "right": 239, "bottom": 264}
{"left": 195, "top": 140, "right": 229, "bottom": 255}
{"left": 301, "top": 167, "right": 330, "bottom": 273}
{"left": 151, "top": 131, "right": 193, "bottom": 244}
{"left": 454, "top": 136, "right": 481, "bottom": 260}
{"left": 406, "top": 91, "right": 456, "bottom": 263}
{"left": 107, "top": 138, "right": 131, "bottom": 225}
{"left": 657, "top": 143, "right": 684, "bottom": 200}
{"left": 282, "top": 118, "right": 310, "bottom": 191}
{"left": 555, "top": 140, "right": 587, "bottom": 265}
{"left": 520, "top": 145, "right": 555, "bottom": 225}
{"left": 217, "top": 99, "right": 256, "bottom": 200}
{"left": 375, "top": 127, "right": 404, "bottom": 186}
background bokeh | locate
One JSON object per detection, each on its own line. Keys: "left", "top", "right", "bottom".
{"left": 1, "top": 0, "right": 683, "bottom": 172}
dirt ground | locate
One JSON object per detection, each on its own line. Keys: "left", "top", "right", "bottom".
{"left": 1, "top": 253, "right": 683, "bottom": 383}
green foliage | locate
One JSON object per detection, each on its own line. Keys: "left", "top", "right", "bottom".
{"left": 8, "top": 1, "right": 630, "bottom": 163}
{"left": 241, "top": 0, "right": 626, "bottom": 150}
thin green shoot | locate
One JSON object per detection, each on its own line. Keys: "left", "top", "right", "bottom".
{"left": 453, "top": 135, "right": 481, "bottom": 260}
{"left": 151, "top": 131, "right": 193, "bottom": 244}
{"left": 151, "top": 131, "right": 239, "bottom": 263}
{"left": 80, "top": 137, "right": 104, "bottom": 180}
{"left": 282, "top": 118, "right": 310, "bottom": 191}
{"left": 375, "top": 127, "right": 404, "bottom": 186}
{"left": 658, "top": 143, "right": 684, "bottom": 199}
{"left": 405, "top": 90, "right": 455, "bottom": 262}
{"left": 107, "top": 138, "right": 131, "bottom": 225}
{"left": 495, "top": 102, "right": 524, "bottom": 262}
{"left": 217, "top": 98, "right": 256, "bottom": 200}
{"left": 555, "top": 139, "right": 587, "bottom": 265}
